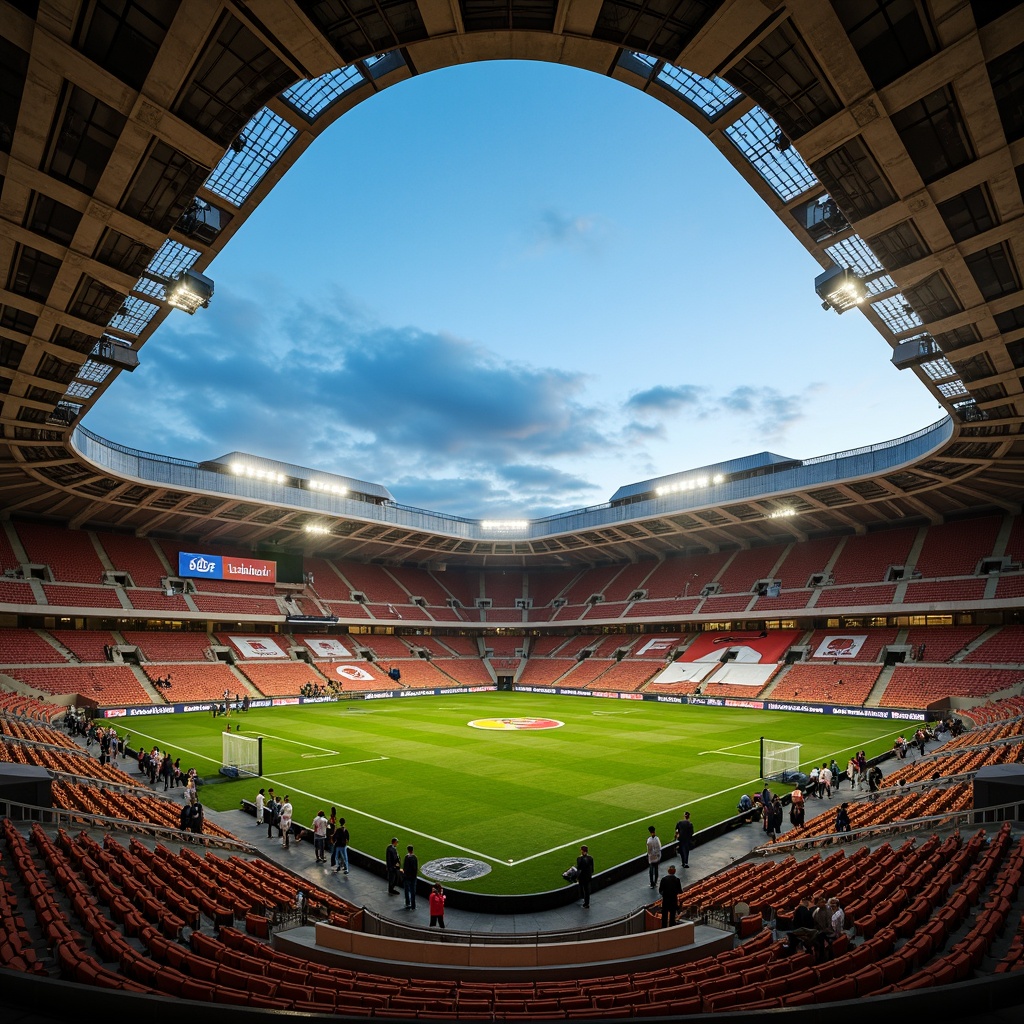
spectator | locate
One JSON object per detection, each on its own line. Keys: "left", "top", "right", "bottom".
{"left": 403, "top": 845, "right": 418, "bottom": 910}
{"left": 428, "top": 882, "right": 446, "bottom": 929}
{"left": 657, "top": 865, "right": 683, "bottom": 928}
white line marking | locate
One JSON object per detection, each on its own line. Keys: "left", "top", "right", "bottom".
{"left": 274, "top": 756, "right": 389, "bottom": 777}
{"left": 699, "top": 739, "right": 760, "bottom": 755}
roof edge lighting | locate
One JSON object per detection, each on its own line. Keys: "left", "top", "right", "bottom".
{"left": 814, "top": 263, "right": 866, "bottom": 314}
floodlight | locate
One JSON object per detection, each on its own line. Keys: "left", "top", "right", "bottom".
{"left": 814, "top": 263, "right": 866, "bottom": 313}
{"left": 165, "top": 269, "right": 215, "bottom": 314}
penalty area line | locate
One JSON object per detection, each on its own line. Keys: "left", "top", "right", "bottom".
{"left": 273, "top": 756, "right": 389, "bottom": 777}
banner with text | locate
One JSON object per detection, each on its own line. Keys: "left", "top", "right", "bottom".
{"left": 178, "top": 551, "right": 277, "bottom": 584}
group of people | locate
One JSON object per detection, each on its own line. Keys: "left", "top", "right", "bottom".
{"left": 255, "top": 789, "right": 353, "bottom": 872}
{"left": 785, "top": 891, "right": 846, "bottom": 961}
{"left": 384, "top": 837, "right": 445, "bottom": 926}
{"left": 299, "top": 681, "right": 331, "bottom": 698}
{"left": 152, "top": 673, "right": 173, "bottom": 689}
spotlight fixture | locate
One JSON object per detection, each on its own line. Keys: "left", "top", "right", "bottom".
{"left": 480, "top": 520, "right": 529, "bottom": 531}
{"left": 814, "top": 263, "right": 866, "bottom": 314}
{"left": 655, "top": 473, "right": 725, "bottom": 497}
{"left": 309, "top": 479, "right": 348, "bottom": 496}
{"left": 304, "top": 524, "right": 331, "bottom": 535}
{"left": 229, "top": 462, "right": 287, "bottom": 484}
{"left": 164, "top": 269, "right": 215, "bottom": 315}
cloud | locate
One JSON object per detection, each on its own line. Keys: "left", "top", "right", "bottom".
{"left": 625, "top": 384, "right": 702, "bottom": 416}
{"left": 531, "top": 209, "right": 603, "bottom": 251}
{"left": 85, "top": 288, "right": 616, "bottom": 517}
{"left": 720, "top": 385, "right": 820, "bottom": 437}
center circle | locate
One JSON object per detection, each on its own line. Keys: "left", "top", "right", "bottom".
{"left": 468, "top": 717, "right": 564, "bottom": 731}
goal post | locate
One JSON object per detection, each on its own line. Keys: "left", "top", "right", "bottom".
{"left": 760, "top": 736, "right": 801, "bottom": 782}
{"left": 221, "top": 732, "right": 262, "bottom": 779}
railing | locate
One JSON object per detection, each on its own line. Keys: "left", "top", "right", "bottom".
{"left": 752, "top": 799, "right": 1024, "bottom": 855}
{"left": 360, "top": 904, "right": 649, "bottom": 943}
{"left": 0, "top": 798, "right": 257, "bottom": 852}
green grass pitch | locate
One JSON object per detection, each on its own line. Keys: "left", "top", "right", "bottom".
{"left": 124, "top": 692, "right": 905, "bottom": 894}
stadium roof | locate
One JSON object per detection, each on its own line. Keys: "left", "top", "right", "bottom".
{"left": 1, "top": 0, "right": 1023, "bottom": 568}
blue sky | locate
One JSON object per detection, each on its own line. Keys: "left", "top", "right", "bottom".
{"left": 87, "top": 60, "right": 940, "bottom": 518}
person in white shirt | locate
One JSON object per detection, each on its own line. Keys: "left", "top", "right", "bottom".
{"left": 312, "top": 810, "right": 328, "bottom": 862}
{"left": 280, "top": 796, "right": 293, "bottom": 848}
{"left": 646, "top": 825, "right": 662, "bottom": 888}
{"left": 255, "top": 788, "right": 265, "bottom": 825}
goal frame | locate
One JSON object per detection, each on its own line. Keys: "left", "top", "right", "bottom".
{"left": 221, "top": 732, "right": 262, "bottom": 779}
{"left": 760, "top": 736, "right": 801, "bottom": 782}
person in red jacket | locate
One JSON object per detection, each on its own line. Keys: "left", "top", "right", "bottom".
{"left": 429, "top": 882, "right": 446, "bottom": 929}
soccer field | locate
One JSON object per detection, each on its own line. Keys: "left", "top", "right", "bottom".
{"left": 125, "top": 693, "right": 904, "bottom": 893}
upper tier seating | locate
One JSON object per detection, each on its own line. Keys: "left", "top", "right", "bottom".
{"left": 772, "top": 536, "right": 842, "bottom": 590}
{"left": 190, "top": 594, "right": 282, "bottom": 616}
{"left": 0, "top": 525, "right": 22, "bottom": 573}
{"left": 526, "top": 569, "right": 578, "bottom": 611}
{"left": 123, "top": 590, "right": 191, "bottom": 613}
{"left": 641, "top": 551, "right": 732, "bottom": 600}
{"left": 40, "top": 584, "right": 123, "bottom": 609}
{"left": 333, "top": 562, "right": 411, "bottom": 607}
{"left": 13, "top": 521, "right": 105, "bottom": 583}
{"left": 715, "top": 544, "right": 787, "bottom": 595}
{"left": 828, "top": 527, "right": 918, "bottom": 585}
{"left": 483, "top": 572, "right": 527, "bottom": 608}
{"left": 95, "top": 532, "right": 169, "bottom": 588}
{"left": 600, "top": 561, "right": 656, "bottom": 603}
{"left": 913, "top": 516, "right": 1002, "bottom": 578}
{"left": 814, "top": 583, "right": 898, "bottom": 608}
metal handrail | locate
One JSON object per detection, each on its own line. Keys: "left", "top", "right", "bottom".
{"left": 753, "top": 799, "right": 1024, "bottom": 856}
{"left": 0, "top": 798, "right": 257, "bottom": 852}
{"left": 359, "top": 903, "right": 649, "bottom": 943}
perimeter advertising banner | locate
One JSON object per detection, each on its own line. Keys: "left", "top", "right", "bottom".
{"left": 178, "top": 551, "right": 277, "bottom": 584}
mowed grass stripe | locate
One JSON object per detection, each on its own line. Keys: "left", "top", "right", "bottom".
{"left": 135, "top": 693, "right": 904, "bottom": 893}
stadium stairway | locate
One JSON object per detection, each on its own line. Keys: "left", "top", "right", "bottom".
{"left": 864, "top": 664, "right": 897, "bottom": 706}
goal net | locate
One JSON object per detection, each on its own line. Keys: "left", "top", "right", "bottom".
{"left": 760, "top": 737, "right": 801, "bottom": 782}
{"left": 221, "top": 732, "right": 262, "bottom": 779}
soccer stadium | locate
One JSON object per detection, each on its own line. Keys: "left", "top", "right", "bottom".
{"left": 3, "top": 1, "right": 1024, "bottom": 1022}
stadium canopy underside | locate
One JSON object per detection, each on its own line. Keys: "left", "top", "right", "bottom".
{"left": 1, "top": 0, "right": 1024, "bottom": 567}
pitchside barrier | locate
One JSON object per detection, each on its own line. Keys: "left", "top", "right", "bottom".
{"left": 92, "top": 686, "right": 929, "bottom": 722}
